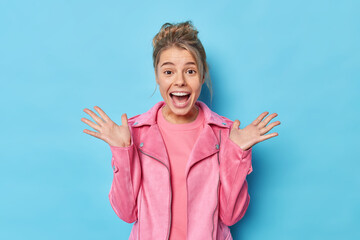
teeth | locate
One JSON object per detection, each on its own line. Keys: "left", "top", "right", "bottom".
{"left": 171, "top": 92, "right": 190, "bottom": 96}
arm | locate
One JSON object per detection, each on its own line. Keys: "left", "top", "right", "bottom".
{"left": 219, "top": 136, "right": 253, "bottom": 226}
{"left": 81, "top": 106, "right": 141, "bottom": 223}
{"left": 109, "top": 132, "right": 142, "bottom": 224}
{"left": 218, "top": 110, "right": 280, "bottom": 226}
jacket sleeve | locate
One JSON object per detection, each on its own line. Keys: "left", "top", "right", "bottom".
{"left": 108, "top": 133, "right": 142, "bottom": 223}
{"left": 219, "top": 135, "right": 253, "bottom": 226}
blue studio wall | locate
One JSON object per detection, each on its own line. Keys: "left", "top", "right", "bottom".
{"left": 1, "top": 0, "right": 359, "bottom": 239}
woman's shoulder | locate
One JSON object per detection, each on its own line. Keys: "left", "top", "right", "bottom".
{"left": 127, "top": 114, "right": 141, "bottom": 123}
{"left": 197, "top": 101, "right": 235, "bottom": 128}
{"left": 218, "top": 114, "right": 235, "bottom": 125}
{"left": 126, "top": 101, "right": 165, "bottom": 126}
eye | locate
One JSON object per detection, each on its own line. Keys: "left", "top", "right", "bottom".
{"left": 187, "top": 69, "right": 197, "bottom": 74}
{"left": 164, "top": 70, "right": 172, "bottom": 75}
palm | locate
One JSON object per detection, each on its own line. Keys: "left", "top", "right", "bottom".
{"left": 81, "top": 106, "right": 131, "bottom": 147}
{"left": 229, "top": 111, "right": 281, "bottom": 151}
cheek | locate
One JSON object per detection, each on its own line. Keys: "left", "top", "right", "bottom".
{"left": 192, "top": 81, "right": 203, "bottom": 93}
{"left": 156, "top": 77, "right": 165, "bottom": 89}
{"left": 158, "top": 81, "right": 169, "bottom": 90}
{"left": 158, "top": 81, "right": 171, "bottom": 96}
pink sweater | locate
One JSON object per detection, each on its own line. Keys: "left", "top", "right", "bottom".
{"left": 157, "top": 105, "right": 205, "bottom": 239}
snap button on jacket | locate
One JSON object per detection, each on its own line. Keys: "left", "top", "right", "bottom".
{"left": 109, "top": 101, "right": 253, "bottom": 240}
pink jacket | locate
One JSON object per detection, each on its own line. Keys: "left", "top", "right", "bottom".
{"left": 109, "top": 101, "right": 253, "bottom": 240}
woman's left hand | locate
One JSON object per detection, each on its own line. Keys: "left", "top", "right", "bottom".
{"left": 229, "top": 112, "right": 281, "bottom": 151}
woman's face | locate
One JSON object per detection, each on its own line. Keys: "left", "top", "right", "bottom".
{"left": 155, "top": 47, "right": 204, "bottom": 123}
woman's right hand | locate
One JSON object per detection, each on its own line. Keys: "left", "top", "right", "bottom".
{"left": 81, "top": 106, "right": 131, "bottom": 147}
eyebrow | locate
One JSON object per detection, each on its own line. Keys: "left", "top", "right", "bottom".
{"left": 160, "top": 62, "right": 196, "bottom": 67}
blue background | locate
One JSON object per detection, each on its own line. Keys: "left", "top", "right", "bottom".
{"left": 1, "top": 0, "right": 359, "bottom": 239}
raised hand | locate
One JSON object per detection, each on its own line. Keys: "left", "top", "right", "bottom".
{"left": 81, "top": 106, "right": 131, "bottom": 147}
{"left": 229, "top": 112, "right": 281, "bottom": 151}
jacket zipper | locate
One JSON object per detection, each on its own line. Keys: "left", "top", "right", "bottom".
{"left": 138, "top": 148, "right": 172, "bottom": 240}
{"left": 211, "top": 129, "right": 222, "bottom": 239}
{"left": 211, "top": 153, "right": 220, "bottom": 239}
{"left": 138, "top": 187, "right": 142, "bottom": 240}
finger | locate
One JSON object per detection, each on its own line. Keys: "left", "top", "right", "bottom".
{"left": 83, "top": 129, "right": 103, "bottom": 140}
{"left": 259, "top": 113, "right": 278, "bottom": 128}
{"left": 259, "top": 132, "right": 279, "bottom": 142}
{"left": 94, "top": 106, "right": 112, "bottom": 123}
{"left": 81, "top": 117, "right": 101, "bottom": 132}
{"left": 83, "top": 108, "right": 105, "bottom": 126}
{"left": 121, "top": 113, "right": 129, "bottom": 127}
{"left": 251, "top": 112, "right": 269, "bottom": 125}
{"left": 260, "top": 121, "right": 281, "bottom": 135}
{"left": 232, "top": 119, "right": 240, "bottom": 129}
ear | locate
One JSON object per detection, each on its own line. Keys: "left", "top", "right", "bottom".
{"left": 201, "top": 75, "right": 205, "bottom": 84}
{"left": 155, "top": 70, "right": 159, "bottom": 84}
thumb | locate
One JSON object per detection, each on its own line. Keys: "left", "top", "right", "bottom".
{"left": 232, "top": 119, "right": 241, "bottom": 129}
{"left": 121, "top": 113, "right": 129, "bottom": 127}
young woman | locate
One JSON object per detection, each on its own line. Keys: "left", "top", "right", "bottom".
{"left": 81, "top": 21, "right": 280, "bottom": 240}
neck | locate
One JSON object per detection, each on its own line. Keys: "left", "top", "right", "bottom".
{"left": 161, "top": 105, "right": 199, "bottom": 124}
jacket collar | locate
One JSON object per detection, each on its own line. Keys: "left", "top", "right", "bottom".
{"left": 131, "top": 100, "right": 230, "bottom": 128}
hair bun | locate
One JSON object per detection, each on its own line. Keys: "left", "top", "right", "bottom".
{"left": 152, "top": 21, "right": 198, "bottom": 47}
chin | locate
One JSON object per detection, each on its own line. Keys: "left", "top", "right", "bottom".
{"left": 170, "top": 105, "right": 193, "bottom": 116}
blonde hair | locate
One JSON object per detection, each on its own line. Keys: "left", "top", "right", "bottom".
{"left": 152, "top": 21, "right": 213, "bottom": 102}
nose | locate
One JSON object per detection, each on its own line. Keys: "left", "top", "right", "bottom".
{"left": 174, "top": 72, "right": 186, "bottom": 86}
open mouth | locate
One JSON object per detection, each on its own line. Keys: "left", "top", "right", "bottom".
{"left": 170, "top": 92, "right": 191, "bottom": 107}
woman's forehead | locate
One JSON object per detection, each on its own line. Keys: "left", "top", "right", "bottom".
{"left": 158, "top": 47, "right": 196, "bottom": 66}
